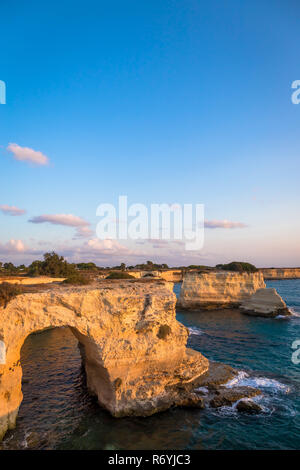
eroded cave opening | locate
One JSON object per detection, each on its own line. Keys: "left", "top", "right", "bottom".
{"left": 0, "top": 327, "right": 96, "bottom": 449}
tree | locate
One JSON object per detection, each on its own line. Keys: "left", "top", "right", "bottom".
{"left": 3, "top": 262, "right": 18, "bottom": 274}
{"left": 28, "top": 252, "right": 76, "bottom": 277}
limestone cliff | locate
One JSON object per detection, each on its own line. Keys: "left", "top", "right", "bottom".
{"left": 178, "top": 271, "right": 266, "bottom": 309}
{"left": 129, "top": 270, "right": 183, "bottom": 282}
{"left": 240, "top": 288, "right": 291, "bottom": 317}
{"left": 0, "top": 276, "right": 66, "bottom": 285}
{"left": 260, "top": 268, "right": 300, "bottom": 280}
{"left": 0, "top": 280, "right": 209, "bottom": 441}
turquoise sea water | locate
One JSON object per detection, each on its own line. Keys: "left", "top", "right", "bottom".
{"left": 1, "top": 280, "right": 299, "bottom": 450}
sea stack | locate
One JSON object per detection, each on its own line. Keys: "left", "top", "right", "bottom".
{"left": 178, "top": 270, "right": 266, "bottom": 310}
{"left": 240, "top": 288, "right": 291, "bottom": 317}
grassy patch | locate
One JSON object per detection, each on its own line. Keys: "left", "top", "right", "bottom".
{"left": 62, "top": 273, "right": 90, "bottom": 285}
{"left": 0, "top": 282, "right": 23, "bottom": 308}
{"left": 106, "top": 271, "right": 135, "bottom": 279}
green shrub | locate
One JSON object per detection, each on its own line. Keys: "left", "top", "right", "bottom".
{"left": 216, "top": 261, "right": 258, "bottom": 273}
{"left": 106, "top": 271, "right": 134, "bottom": 279}
{"left": 157, "top": 324, "right": 171, "bottom": 339}
{"left": 62, "top": 273, "right": 90, "bottom": 285}
{"left": 0, "top": 282, "right": 23, "bottom": 308}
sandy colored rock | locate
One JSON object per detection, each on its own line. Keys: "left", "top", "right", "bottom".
{"left": 178, "top": 271, "right": 265, "bottom": 310}
{"left": 0, "top": 280, "right": 209, "bottom": 441}
{"left": 240, "top": 288, "right": 291, "bottom": 317}
{"left": 0, "top": 276, "right": 65, "bottom": 285}
{"left": 260, "top": 268, "right": 300, "bottom": 280}
{"left": 129, "top": 270, "right": 183, "bottom": 282}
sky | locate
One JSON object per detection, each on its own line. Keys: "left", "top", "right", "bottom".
{"left": 1, "top": 0, "right": 300, "bottom": 267}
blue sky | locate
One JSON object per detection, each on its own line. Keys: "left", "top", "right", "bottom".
{"left": 1, "top": 0, "right": 300, "bottom": 267}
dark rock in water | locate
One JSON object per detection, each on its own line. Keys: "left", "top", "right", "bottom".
{"left": 176, "top": 393, "right": 204, "bottom": 409}
{"left": 236, "top": 399, "right": 262, "bottom": 414}
{"left": 210, "top": 386, "right": 261, "bottom": 408}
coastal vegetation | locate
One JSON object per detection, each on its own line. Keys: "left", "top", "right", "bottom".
{"left": 0, "top": 282, "right": 23, "bottom": 308}
{"left": 62, "top": 272, "right": 90, "bottom": 285}
{"left": 106, "top": 271, "right": 134, "bottom": 279}
{"left": 216, "top": 261, "right": 258, "bottom": 273}
{"left": 28, "top": 252, "right": 76, "bottom": 277}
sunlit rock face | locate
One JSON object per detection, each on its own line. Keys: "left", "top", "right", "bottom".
{"left": 0, "top": 280, "right": 209, "bottom": 440}
{"left": 178, "top": 271, "right": 266, "bottom": 309}
{"left": 240, "top": 288, "right": 291, "bottom": 317}
{"left": 260, "top": 268, "right": 300, "bottom": 280}
{"left": 128, "top": 270, "right": 183, "bottom": 282}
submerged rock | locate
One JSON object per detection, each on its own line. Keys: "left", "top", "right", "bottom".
{"left": 236, "top": 399, "right": 262, "bottom": 414}
{"left": 240, "top": 288, "right": 291, "bottom": 317}
{"left": 209, "top": 386, "right": 261, "bottom": 408}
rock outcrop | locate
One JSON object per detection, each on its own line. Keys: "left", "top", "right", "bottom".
{"left": 0, "top": 276, "right": 66, "bottom": 285}
{"left": 0, "top": 280, "right": 209, "bottom": 441}
{"left": 178, "top": 271, "right": 266, "bottom": 309}
{"left": 260, "top": 268, "right": 300, "bottom": 280}
{"left": 129, "top": 270, "right": 183, "bottom": 282}
{"left": 236, "top": 399, "right": 262, "bottom": 414}
{"left": 240, "top": 288, "right": 291, "bottom": 317}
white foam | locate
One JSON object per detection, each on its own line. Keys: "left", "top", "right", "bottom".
{"left": 194, "top": 386, "right": 209, "bottom": 394}
{"left": 289, "top": 307, "right": 300, "bottom": 317}
{"left": 188, "top": 327, "right": 203, "bottom": 336}
{"left": 225, "top": 370, "right": 290, "bottom": 394}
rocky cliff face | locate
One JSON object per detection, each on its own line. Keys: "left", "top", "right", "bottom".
{"left": 129, "top": 270, "right": 183, "bottom": 282}
{"left": 0, "top": 276, "right": 66, "bottom": 285}
{"left": 260, "top": 268, "right": 300, "bottom": 280}
{"left": 178, "top": 271, "right": 266, "bottom": 309}
{"left": 240, "top": 288, "right": 291, "bottom": 317}
{"left": 0, "top": 280, "right": 209, "bottom": 441}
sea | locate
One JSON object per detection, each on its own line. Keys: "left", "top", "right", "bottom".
{"left": 1, "top": 279, "right": 299, "bottom": 450}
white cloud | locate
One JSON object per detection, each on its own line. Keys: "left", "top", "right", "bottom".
{"left": 0, "top": 239, "right": 26, "bottom": 253}
{"left": 204, "top": 220, "right": 247, "bottom": 229}
{"left": 7, "top": 143, "right": 49, "bottom": 166}
{"left": 0, "top": 204, "right": 26, "bottom": 216}
{"left": 29, "top": 213, "right": 92, "bottom": 238}
{"left": 87, "top": 238, "right": 131, "bottom": 254}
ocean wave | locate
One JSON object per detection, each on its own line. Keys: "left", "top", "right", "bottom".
{"left": 188, "top": 327, "right": 203, "bottom": 336}
{"left": 289, "top": 307, "right": 300, "bottom": 317}
{"left": 224, "top": 370, "right": 290, "bottom": 394}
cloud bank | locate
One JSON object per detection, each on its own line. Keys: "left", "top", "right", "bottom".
{"left": 29, "top": 213, "right": 93, "bottom": 238}
{"left": 0, "top": 204, "right": 26, "bottom": 216}
{"left": 204, "top": 220, "right": 247, "bottom": 229}
{"left": 7, "top": 143, "right": 49, "bottom": 166}
{"left": 0, "top": 239, "right": 26, "bottom": 253}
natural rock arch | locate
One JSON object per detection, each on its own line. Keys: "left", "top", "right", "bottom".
{"left": 0, "top": 280, "right": 209, "bottom": 440}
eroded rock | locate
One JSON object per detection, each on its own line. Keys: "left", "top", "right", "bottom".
{"left": 209, "top": 386, "right": 261, "bottom": 408}
{"left": 236, "top": 399, "right": 262, "bottom": 414}
{"left": 0, "top": 280, "right": 209, "bottom": 440}
{"left": 178, "top": 271, "right": 265, "bottom": 310}
{"left": 240, "top": 288, "right": 291, "bottom": 317}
